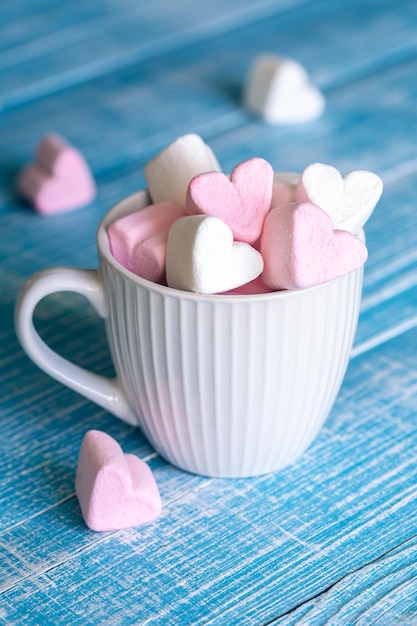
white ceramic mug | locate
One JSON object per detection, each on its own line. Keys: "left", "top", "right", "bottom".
{"left": 15, "top": 189, "right": 364, "bottom": 477}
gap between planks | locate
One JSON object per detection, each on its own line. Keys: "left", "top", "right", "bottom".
{"left": 263, "top": 533, "right": 417, "bottom": 625}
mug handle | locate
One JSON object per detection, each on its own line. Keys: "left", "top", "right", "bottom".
{"left": 15, "top": 267, "right": 136, "bottom": 425}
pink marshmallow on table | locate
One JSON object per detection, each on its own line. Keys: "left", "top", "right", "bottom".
{"left": 186, "top": 157, "right": 274, "bottom": 245}
{"left": 16, "top": 134, "right": 96, "bottom": 215}
{"left": 75, "top": 430, "right": 162, "bottom": 532}
{"left": 261, "top": 201, "right": 368, "bottom": 290}
{"left": 107, "top": 201, "right": 185, "bottom": 280}
{"left": 36, "top": 134, "right": 88, "bottom": 179}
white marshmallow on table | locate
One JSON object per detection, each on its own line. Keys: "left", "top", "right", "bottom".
{"left": 295, "top": 162, "right": 383, "bottom": 233}
{"left": 144, "top": 134, "right": 221, "bottom": 209}
{"left": 166, "top": 215, "right": 264, "bottom": 294}
{"left": 243, "top": 54, "right": 325, "bottom": 124}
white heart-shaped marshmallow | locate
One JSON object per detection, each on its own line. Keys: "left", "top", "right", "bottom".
{"left": 244, "top": 55, "right": 325, "bottom": 124}
{"left": 166, "top": 215, "right": 264, "bottom": 294}
{"left": 144, "top": 134, "right": 221, "bottom": 209}
{"left": 295, "top": 162, "right": 383, "bottom": 233}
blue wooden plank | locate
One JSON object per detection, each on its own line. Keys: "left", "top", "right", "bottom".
{"left": 0, "top": 543, "right": 32, "bottom": 592}
{"left": 209, "top": 54, "right": 417, "bottom": 177}
{"left": 0, "top": 10, "right": 414, "bottom": 301}
{"left": 0, "top": 458, "right": 205, "bottom": 587}
{"left": 0, "top": 2, "right": 112, "bottom": 59}
{"left": 1, "top": 328, "right": 417, "bottom": 622}
{"left": 1, "top": 16, "right": 416, "bottom": 211}
{"left": 275, "top": 536, "right": 417, "bottom": 624}
{"left": 3, "top": 0, "right": 417, "bottom": 112}
{"left": 353, "top": 168, "right": 417, "bottom": 350}
{"left": 354, "top": 285, "right": 417, "bottom": 357}
{"left": 0, "top": 0, "right": 311, "bottom": 109}
{"left": 0, "top": 0, "right": 414, "bottom": 167}
{"left": 0, "top": 0, "right": 307, "bottom": 54}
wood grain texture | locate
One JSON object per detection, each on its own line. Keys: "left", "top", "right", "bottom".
{"left": 275, "top": 535, "right": 417, "bottom": 624}
{"left": 0, "top": 0, "right": 311, "bottom": 109}
{"left": 2, "top": 329, "right": 417, "bottom": 623}
{"left": 1, "top": 0, "right": 417, "bottom": 188}
{"left": 1, "top": 0, "right": 417, "bottom": 623}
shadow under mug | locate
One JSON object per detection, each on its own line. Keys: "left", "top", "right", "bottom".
{"left": 15, "top": 189, "right": 364, "bottom": 478}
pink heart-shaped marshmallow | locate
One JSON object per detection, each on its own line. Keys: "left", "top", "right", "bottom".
{"left": 75, "top": 430, "right": 162, "bottom": 532}
{"left": 107, "top": 201, "right": 185, "bottom": 281}
{"left": 17, "top": 134, "right": 96, "bottom": 214}
{"left": 186, "top": 157, "right": 273, "bottom": 244}
{"left": 261, "top": 201, "right": 368, "bottom": 290}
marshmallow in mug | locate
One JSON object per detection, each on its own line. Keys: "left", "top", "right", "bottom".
{"left": 107, "top": 201, "right": 185, "bottom": 283}
{"left": 165, "top": 215, "right": 264, "bottom": 294}
{"left": 108, "top": 156, "right": 273, "bottom": 292}
{"left": 295, "top": 162, "right": 383, "bottom": 234}
{"left": 261, "top": 201, "right": 368, "bottom": 290}
{"left": 185, "top": 157, "right": 273, "bottom": 245}
{"left": 107, "top": 140, "right": 381, "bottom": 294}
{"left": 144, "top": 133, "right": 221, "bottom": 209}
{"left": 107, "top": 196, "right": 367, "bottom": 294}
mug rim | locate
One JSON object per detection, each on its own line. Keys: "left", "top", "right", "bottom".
{"left": 97, "top": 189, "right": 364, "bottom": 303}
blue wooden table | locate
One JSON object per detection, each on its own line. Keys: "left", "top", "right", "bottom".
{"left": 2, "top": 1, "right": 417, "bottom": 623}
